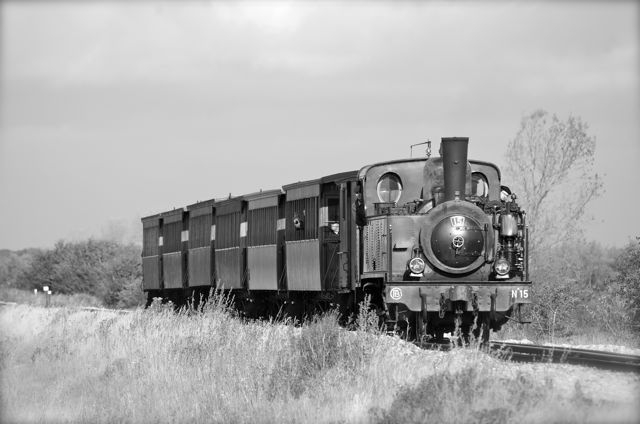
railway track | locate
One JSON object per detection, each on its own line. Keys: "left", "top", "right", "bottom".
{"left": 489, "top": 341, "right": 640, "bottom": 373}
{"left": 421, "top": 339, "right": 640, "bottom": 373}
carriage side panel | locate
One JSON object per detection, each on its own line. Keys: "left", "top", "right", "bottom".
{"left": 215, "top": 199, "right": 245, "bottom": 289}
{"left": 161, "top": 210, "right": 187, "bottom": 289}
{"left": 142, "top": 215, "right": 162, "bottom": 291}
{"left": 187, "top": 202, "right": 214, "bottom": 288}
{"left": 246, "top": 193, "right": 280, "bottom": 291}
{"left": 284, "top": 184, "right": 321, "bottom": 291}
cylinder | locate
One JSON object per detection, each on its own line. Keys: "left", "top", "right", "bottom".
{"left": 441, "top": 137, "right": 469, "bottom": 202}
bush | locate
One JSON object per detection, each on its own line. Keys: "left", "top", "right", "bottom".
{"left": 373, "top": 367, "right": 552, "bottom": 424}
{"left": 514, "top": 238, "right": 640, "bottom": 345}
{"left": 614, "top": 238, "right": 640, "bottom": 326}
{"left": 11, "top": 239, "right": 144, "bottom": 308}
{"left": 584, "top": 239, "right": 640, "bottom": 339}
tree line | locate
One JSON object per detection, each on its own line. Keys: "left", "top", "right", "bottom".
{"left": 0, "top": 240, "right": 144, "bottom": 308}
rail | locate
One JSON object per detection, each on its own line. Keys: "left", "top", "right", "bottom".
{"left": 489, "top": 341, "right": 640, "bottom": 374}
{"left": 420, "top": 339, "right": 640, "bottom": 373}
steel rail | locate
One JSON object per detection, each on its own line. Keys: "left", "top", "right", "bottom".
{"left": 418, "top": 340, "right": 640, "bottom": 373}
{"left": 489, "top": 341, "right": 640, "bottom": 373}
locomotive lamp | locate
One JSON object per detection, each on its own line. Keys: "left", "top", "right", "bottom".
{"left": 494, "top": 257, "right": 511, "bottom": 277}
{"left": 409, "top": 257, "right": 426, "bottom": 274}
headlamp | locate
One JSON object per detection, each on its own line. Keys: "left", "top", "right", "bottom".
{"left": 409, "top": 257, "right": 426, "bottom": 274}
{"left": 495, "top": 258, "right": 511, "bottom": 276}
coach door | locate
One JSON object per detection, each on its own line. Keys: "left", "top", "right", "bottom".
{"left": 320, "top": 180, "right": 353, "bottom": 291}
{"left": 338, "top": 181, "right": 354, "bottom": 289}
{"left": 321, "top": 189, "right": 341, "bottom": 290}
{"left": 283, "top": 180, "right": 321, "bottom": 291}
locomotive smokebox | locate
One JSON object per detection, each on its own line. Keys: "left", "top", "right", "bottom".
{"left": 441, "top": 137, "right": 469, "bottom": 201}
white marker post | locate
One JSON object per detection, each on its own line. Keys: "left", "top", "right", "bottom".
{"left": 43, "top": 286, "right": 50, "bottom": 307}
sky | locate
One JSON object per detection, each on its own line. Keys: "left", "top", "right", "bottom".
{"left": 0, "top": 1, "right": 638, "bottom": 250}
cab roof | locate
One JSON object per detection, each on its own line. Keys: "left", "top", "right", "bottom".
{"left": 358, "top": 157, "right": 501, "bottom": 180}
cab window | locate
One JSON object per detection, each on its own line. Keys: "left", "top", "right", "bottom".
{"left": 471, "top": 172, "right": 489, "bottom": 197}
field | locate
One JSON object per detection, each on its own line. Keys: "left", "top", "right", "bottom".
{"left": 1, "top": 301, "right": 639, "bottom": 424}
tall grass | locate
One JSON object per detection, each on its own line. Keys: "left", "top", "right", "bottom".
{"left": 1, "top": 299, "right": 638, "bottom": 423}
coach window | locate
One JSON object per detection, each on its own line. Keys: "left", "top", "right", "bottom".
{"left": 327, "top": 197, "right": 340, "bottom": 236}
{"left": 471, "top": 173, "right": 488, "bottom": 197}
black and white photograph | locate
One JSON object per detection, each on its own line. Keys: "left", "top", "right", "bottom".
{"left": 1, "top": 1, "right": 638, "bottom": 423}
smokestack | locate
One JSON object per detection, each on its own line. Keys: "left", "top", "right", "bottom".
{"left": 441, "top": 137, "right": 469, "bottom": 201}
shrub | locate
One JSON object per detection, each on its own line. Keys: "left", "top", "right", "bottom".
{"left": 13, "top": 239, "right": 144, "bottom": 308}
{"left": 372, "top": 366, "right": 553, "bottom": 424}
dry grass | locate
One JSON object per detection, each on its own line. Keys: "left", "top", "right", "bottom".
{"left": 0, "top": 287, "right": 104, "bottom": 308}
{"left": 1, "top": 300, "right": 638, "bottom": 424}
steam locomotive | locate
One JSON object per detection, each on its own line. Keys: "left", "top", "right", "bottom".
{"left": 141, "top": 137, "right": 531, "bottom": 341}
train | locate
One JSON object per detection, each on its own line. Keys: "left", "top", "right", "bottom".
{"left": 141, "top": 137, "right": 532, "bottom": 341}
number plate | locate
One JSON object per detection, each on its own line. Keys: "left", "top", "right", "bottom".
{"left": 511, "top": 288, "right": 531, "bottom": 302}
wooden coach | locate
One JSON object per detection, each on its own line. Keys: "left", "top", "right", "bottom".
{"left": 142, "top": 171, "right": 363, "bottom": 308}
{"left": 141, "top": 208, "right": 188, "bottom": 298}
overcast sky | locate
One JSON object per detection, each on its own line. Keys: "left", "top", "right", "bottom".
{"left": 1, "top": 1, "right": 638, "bottom": 250}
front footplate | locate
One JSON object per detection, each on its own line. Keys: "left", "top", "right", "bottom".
{"left": 385, "top": 283, "right": 532, "bottom": 313}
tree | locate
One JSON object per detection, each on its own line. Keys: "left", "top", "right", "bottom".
{"left": 611, "top": 238, "right": 640, "bottom": 326}
{"left": 0, "top": 250, "right": 35, "bottom": 288}
{"left": 504, "top": 110, "right": 603, "bottom": 255}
